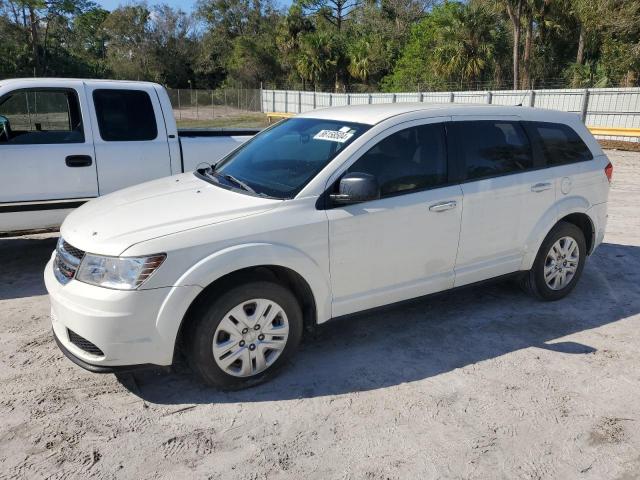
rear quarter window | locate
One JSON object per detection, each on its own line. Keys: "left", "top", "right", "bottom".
{"left": 526, "top": 121, "right": 593, "bottom": 166}
{"left": 93, "top": 89, "right": 157, "bottom": 141}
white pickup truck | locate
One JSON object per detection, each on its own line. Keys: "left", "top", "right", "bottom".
{"left": 0, "top": 78, "right": 258, "bottom": 234}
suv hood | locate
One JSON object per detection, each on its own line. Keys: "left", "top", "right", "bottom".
{"left": 61, "top": 173, "right": 281, "bottom": 256}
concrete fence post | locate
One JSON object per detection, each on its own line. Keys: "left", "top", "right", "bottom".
{"left": 272, "top": 91, "right": 275, "bottom": 113}
{"left": 313, "top": 91, "right": 316, "bottom": 109}
{"left": 347, "top": 93, "right": 351, "bottom": 105}
{"left": 580, "top": 89, "right": 590, "bottom": 123}
{"left": 285, "top": 90, "right": 288, "bottom": 113}
{"left": 420, "top": 92, "right": 425, "bottom": 103}
{"left": 449, "top": 92, "right": 455, "bottom": 103}
{"left": 529, "top": 90, "right": 536, "bottom": 107}
{"left": 329, "top": 93, "right": 333, "bottom": 106}
{"left": 486, "top": 91, "right": 492, "bottom": 104}
{"left": 298, "top": 91, "right": 302, "bottom": 113}
{"left": 392, "top": 93, "right": 397, "bottom": 103}
{"left": 368, "top": 93, "right": 372, "bottom": 104}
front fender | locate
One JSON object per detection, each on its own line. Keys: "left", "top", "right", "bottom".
{"left": 154, "top": 243, "right": 332, "bottom": 352}
{"left": 520, "top": 195, "right": 594, "bottom": 271}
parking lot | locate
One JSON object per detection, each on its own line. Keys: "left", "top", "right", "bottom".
{"left": 1, "top": 150, "right": 639, "bottom": 479}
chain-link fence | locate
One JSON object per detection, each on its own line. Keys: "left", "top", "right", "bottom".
{"left": 166, "top": 87, "right": 262, "bottom": 125}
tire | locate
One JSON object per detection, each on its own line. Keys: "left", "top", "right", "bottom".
{"left": 521, "top": 221, "right": 587, "bottom": 301}
{"left": 185, "top": 280, "right": 303, "bottom": 389}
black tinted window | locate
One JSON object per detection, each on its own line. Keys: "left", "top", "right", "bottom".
{"left": 348, "top": 123, "right": 448, "bottom": 197}
{"left": 0, "top": 90, "right": 84, "bottom": 144}
{"left": 528, "top": 122, "right": 593, "bottom": 165}
{"left": 454, "top": 121, "right": 533, "bottom": 180}
{"left": 93, "top": 89, "right": 157, "bottom": 141}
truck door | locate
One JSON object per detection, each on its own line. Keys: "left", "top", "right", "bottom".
{"left": 85, "top": 85, "right": 172, "bottom": 194}
{"left": 0, "top": 87, "right": 99, "bottom": 207}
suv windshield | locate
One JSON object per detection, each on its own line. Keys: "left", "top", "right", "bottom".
{"left": 205, "top": 118, "right": 370, "bottom": 199}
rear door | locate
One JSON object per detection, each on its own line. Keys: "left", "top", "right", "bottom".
{"left": 0, "top": 86, "right": 98, "bottom": 205}
{"left": 449, "top": 117, "right": 557, "bottom": 287}
{"left": 85, "top": 85, "right": 172, "bottom": 194}
{"left": 523, "top": 121, "right": 605, "bottom": 205}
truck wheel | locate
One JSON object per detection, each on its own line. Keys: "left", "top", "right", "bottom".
{"left": 186, "top": 281, "right": 303, "bottom": 389}
{"left": 522, "top": 221, "right": 587, "bottom": 301}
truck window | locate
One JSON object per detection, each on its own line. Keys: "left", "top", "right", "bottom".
{"left": 526, "top": 122, "right": 593, "bottom": 165}
{"left": 0, "top": 89, "right": 84, "bottom": 145}
{"left": 93, "top": 89, "right": 158, "bottom": 142}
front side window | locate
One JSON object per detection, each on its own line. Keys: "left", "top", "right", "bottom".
{"left": 211, "top": 118, "right": 369, "bottom": 199}
{"left": 93, "top": 89, "right": 157, "bottom": 141}
{"left": 347, "top": 123, "right": 448, "bottom": 197}
{"left": 0, "top": 89, "right": 84, "bottom": 144}
{"left": 526, "top": 121, "right": 593, "bottom": 165}
{"left": 453, "top": 121, "right": 533, "bottom": 181}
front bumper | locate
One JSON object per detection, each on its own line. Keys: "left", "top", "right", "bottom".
{"left": 44, "top": 254, "right": 199, "bottom": 369}
{"left": 52, "top": 328, "right": 155, "bottom": 373}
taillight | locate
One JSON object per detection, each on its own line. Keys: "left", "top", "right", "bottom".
{"left": 605, "top": 162, "right": 613, "bottom": 183}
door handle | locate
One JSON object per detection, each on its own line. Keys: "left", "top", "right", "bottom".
{"left": 531, "top": 182, "right": 552, "bottom": 193}
{"left": 65, "top": 155, "right": 93, "bottom": 167}
{"left": 429, "top": 200, "right": 457, "bottom": 212}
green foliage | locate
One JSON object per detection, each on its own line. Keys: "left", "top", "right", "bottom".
{"left": 0, "top": 0, "right": 638, "bottom": 90}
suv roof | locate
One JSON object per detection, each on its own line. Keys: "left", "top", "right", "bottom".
{"left": 297, "top": 103, "right": 577, "bottom": 126}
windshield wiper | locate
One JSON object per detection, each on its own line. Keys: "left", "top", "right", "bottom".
{"left": 220, "top": 173, "right": 256, "bottom": 194}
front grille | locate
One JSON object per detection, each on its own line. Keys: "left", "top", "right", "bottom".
{"left": 68, "top": 329, "right": 104, "bottom": 357}
{"left": 54, "top": 238, "right": 85, "bottom": 285}
{"left": 62, "top": 240, "right": 84, "bottom": 260}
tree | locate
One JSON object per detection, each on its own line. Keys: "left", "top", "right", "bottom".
{"left": 501, "top": 0, "right": 524, "bottom": 89}
{"left": 299, "top": 0, "right": 361, "bottom": 31}
{"left": 382, "top": 2, "right": 508, "bottom": 91}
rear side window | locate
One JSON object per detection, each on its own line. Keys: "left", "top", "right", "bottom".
{"left": 93, "top": 89, "right": 157, "bottom": 141}
{"left": 527, "top": 122, "right": 593, "bottom": 165}
{"left": 0, "top": 89, "right": 84, "bottom": 144}
{"left": 453, "top": 121, "right": 533, "bottom": 181}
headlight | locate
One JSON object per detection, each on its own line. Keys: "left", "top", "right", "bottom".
{"left": 75, "top": 253, "right": 166, "bottom": 290}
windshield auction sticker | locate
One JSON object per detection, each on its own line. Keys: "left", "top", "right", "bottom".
{"left": 314, "top": 129, "right": 354, "bottom": 143}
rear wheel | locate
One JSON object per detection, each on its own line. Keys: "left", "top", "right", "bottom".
{"left": 522, "top": 221, "right": 587, "bottom": 301}
{"left": 186, "top": 281, "right": 303, "bottom": 389}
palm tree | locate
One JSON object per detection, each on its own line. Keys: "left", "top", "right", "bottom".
{"left": 347, "top": 38, "right": 371, "bottom": 84}
{"left": 432, "top": 3, "right": 497, "bottom": 87}
{"left": 296, "top": 30, "right": 339, "bottom": 89}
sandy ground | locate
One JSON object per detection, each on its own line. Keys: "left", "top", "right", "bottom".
{"left": 1, "top": 150, "right": 639, "bottom": 480}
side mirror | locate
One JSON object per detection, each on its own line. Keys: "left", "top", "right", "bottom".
{"left": 330, "top": 172, "right": 380, "bottom": 205}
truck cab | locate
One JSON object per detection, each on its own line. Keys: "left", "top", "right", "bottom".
{"left": 0, "top": 78, "right": 256, "bottom": 234}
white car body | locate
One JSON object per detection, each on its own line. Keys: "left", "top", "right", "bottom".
{"left": 44, "top": 103, "right": 610, "bottom": 371}
{"left": 0, "top": 78, "right": 255, "bottom": 234}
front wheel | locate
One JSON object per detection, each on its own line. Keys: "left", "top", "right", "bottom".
{"left": 186, "top": 281, "right": 303, "bottom": 389}
{"left": 522, "top": 221, "right": 587, "bottom": 301}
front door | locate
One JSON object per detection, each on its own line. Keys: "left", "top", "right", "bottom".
{"left": 327, "top": 118, "right": 463, "bottom": 317}
{"left": 0, "top": 87, "right": 98, "bottom": 203}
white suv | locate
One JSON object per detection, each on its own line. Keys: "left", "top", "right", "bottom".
{"left": 44, "top": 104, "right": 612, "bottom": 388}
